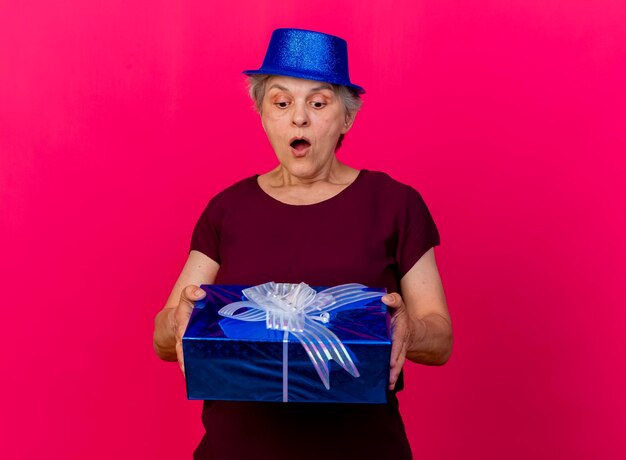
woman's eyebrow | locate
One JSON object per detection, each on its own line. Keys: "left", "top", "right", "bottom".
{"left": 268, "top": 84, "right": 289, "bottom": 92}
{"left": 309, "top": 84, "right": 333, "bottom": 92}
{"left": 267, "top": 83, "right": 333, "bottom": 93}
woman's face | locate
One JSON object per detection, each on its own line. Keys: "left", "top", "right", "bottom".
{"left": 260, "top": 76, "right": 354, "bottom": 178}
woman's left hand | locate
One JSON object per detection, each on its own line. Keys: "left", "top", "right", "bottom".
{"left": 382, "top": 292, "right": 425, "bottom": 391}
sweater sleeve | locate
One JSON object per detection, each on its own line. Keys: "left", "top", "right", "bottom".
{"left": 395, "top": 186, "right": 440, "bottom": 279}
{"left": 189, "top": 196, "right": 222, "bottom": 265}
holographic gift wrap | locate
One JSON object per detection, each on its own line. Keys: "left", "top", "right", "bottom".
{"left": 182, "top": 282, "right": 391, "bottom": 403}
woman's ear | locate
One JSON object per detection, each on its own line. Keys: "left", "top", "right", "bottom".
{"left": 342, "top": 111, "right": 356, "bottom": 134}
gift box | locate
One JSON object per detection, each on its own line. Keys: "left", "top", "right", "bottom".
{"left": 182, "top": 282, "right": 391, "bottom": 403}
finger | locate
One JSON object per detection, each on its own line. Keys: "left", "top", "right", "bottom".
{"left": 389, "top": 314, "right": 409, "bottom": 390}
{"left": 180, "top": 285, "right": 206, "bottom": 309}
{"left": 389, "top": 322, "right": 408, "bottom": 389}
{"left": 173, "top": 305, "right": 194, "bottom": 349}
{"left": 381, "top": 292, "right": 404, "bottom": 310}
{"left": 389, "top": 318, "right": 406, "bottom": 367}
{"left": 174, "top": 314, "right": 190, "bottom": 342}
{"left": 389, "top": 347, "right": 407, "bottom": 390}
{"left": 175, "top": 286, "right": 204, "bottom": 335}
{"left": 174, "top": 286, "right": 205, "bottom": 367}
{"left": 170, "top": 286, "right": 204, "bottom": 378}
{"left": 175, "top": 338, "right": 185, "bottom": 375}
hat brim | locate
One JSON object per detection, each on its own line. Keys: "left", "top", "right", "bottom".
{"left": 242, "top": 68, "right": 365, "bottom": 94}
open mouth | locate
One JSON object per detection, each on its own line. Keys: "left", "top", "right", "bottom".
{"left": 289, "top": 138, "right": 311, "bottom": 153}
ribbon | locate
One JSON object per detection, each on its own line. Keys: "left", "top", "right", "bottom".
{"left": 218, "top": 282, "right": 383, "bottom": 402}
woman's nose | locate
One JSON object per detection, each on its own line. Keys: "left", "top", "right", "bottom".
{"left": 291, "top": 102, "right": 310, "bottom": 127}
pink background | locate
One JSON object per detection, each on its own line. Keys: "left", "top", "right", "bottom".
{"left": 1, "top": 1, "right": 624, "bottom": 458}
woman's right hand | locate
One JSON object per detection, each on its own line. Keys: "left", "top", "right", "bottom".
{"left": 153, "top": 250, "right": 219, "bottom": 368}
{"left": 171, "top": 285, "right": 207, "bottom": 374}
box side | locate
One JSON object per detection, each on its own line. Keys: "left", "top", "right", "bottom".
{"left": 184, "top": 336, "right": 391, "bottom": 404}
{"left": 284, "top": 341, "right": 391, "bottom": 403}
{"left": 184, "top": 336, "right": 285, "bottom": 402}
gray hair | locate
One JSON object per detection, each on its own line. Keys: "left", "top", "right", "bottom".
{"left": 246, "top": 74, "right": 363, "bottom": 150}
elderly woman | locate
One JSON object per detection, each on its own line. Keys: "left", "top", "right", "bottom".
{"left": 153, "top": 28, "right": 452, "bottom": 459}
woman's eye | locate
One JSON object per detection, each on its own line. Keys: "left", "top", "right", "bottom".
{"left": 311, "top": 101, "right": 326, "bottom": 108}
{"left": 275, "top": 101, "right": 289, "bottom": 108}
